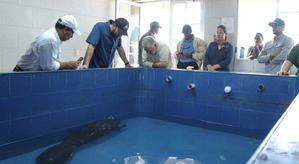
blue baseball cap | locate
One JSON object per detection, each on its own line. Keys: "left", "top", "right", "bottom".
{"left": 269, "top": 18, "right": 285, "bottom": 27}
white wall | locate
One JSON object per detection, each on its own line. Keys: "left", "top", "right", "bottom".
{"left": 0, "top": 0, "right": 112, "bottom": 72}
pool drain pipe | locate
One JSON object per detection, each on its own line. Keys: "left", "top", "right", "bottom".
{"left": 166, "top": 76, "right": 172, "bottom": 83}
{"left": 187, "top": 83, "right": 196, "bottom": 90}
{"left": 257, "top": 84, "right": 264, "bottom": 92}
{"left": 224, "top": 86, "right": 232, "bottom": 94}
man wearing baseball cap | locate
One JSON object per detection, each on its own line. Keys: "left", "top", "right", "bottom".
{"left": 138, "top": 21, "right": 161, "bottom": 66}
{"left": 80, "top": 18, "right": 131, "bottom": 69}
{"left": 14, "top": 15, "right": 81, "bottom": 71}
{"left": 175, "top": 24, "right": 206, "bottom": 70}
{"left": 257, "top": 18, "right": 294, "bottom": 74}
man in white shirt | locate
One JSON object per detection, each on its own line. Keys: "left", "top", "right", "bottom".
{"left": 14, "top": 15, "right": 81, "bottom": 71}
{"left": 142, "top": 36, "right": 173, "bottom": 68}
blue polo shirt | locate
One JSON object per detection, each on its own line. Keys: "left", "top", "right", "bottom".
{"left": 204, "top": 41, "right": 233, "bottom": 71}
{"left": 86, "top": 20, "right": 122, "bottom": 68}
{"left": 179, "top": 36, "right": 196, "bottom": 63}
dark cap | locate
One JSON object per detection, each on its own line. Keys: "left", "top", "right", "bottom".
{"left": 115, "top": 18, "right": 129, "bottom": 36}
{"left": 150, "top": 21, "right": 161, "bottom": 29}
{"left": 269, "top": 18, "right": 285, "bottom": 27}
{"left": 182, "top": 24, "right": 192, "bottom": 33}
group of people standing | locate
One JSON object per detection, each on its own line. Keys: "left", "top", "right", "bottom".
{"left": 245, "top": 18, "right": 297, "bottom": 75}
{"left": 13, "top": 15, "right": 299, "bottom": 75}
{"left": 139, "top": 22, "right": 233, "bottom": 72}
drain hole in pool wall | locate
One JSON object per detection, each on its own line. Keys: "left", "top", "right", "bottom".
{"left": 257, "top": 84, "right": 264, "bottom": 92}
{"left": 166, "top": 76, "right": 172, "bottom": 83}
{"left": 187, "top": 83, "right": 196, "bottom": 90}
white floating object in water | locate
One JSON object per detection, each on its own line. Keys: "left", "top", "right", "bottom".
{"left": 224, "top": 86, "right": 232, "bottom": 94}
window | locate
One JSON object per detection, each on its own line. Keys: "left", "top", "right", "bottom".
{"left": 140, "top": 0, "right": 203, "bottom": 52}
{"left": 238, "top": 0, "right": 299, "bottom": 58}
{"left": 170, "top": 1, "right": 202, "bottom": 51}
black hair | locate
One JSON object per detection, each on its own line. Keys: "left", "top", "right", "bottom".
{"left": 55, "top": 18, "right": 72, "bottom": 31}
{"left": 217, "top": 25, "right": 227, "bottom": 40}
{"left": 256, "top": 32, "right": 264, "bottom": 40}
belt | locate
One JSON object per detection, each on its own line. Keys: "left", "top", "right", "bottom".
{"left": 13, "top": 65, "right": 24, "bottom": 72}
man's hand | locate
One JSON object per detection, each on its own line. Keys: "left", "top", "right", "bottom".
{"left": 261, "top": 51, "right": 267, "bottom": 56}
{"left": 125, "top": 64, "right": 133, "bottom": 68}
{"left": 270, "top": 51, "right": 280, "bottom": 59}
{"left": 176, "top": 53, "right": 183, "bottom": 60}
{"left": 60, "top": 61, "right": 81, "bottom": 70}
{"left": 248, "top": 51, "right": 255, "bottom": 60}
{"left": 153, "top": 61, "right": 168, "bottom": 68}
{"left": 79, "top": 64, "right": 88, "bottom": 69}
{"left": 277, "top": 70, "right": 289, "bottom": 75}
{"left": 207, "top": 64, "right": 215, "bottom": 71}
{"left": 182, "top": 53, "right": 192, "bottom": 58}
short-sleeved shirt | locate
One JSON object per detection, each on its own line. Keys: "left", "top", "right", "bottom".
{"left": 204, "top": 41, "right": 233, "bottom": 71}
{"left": 142, "top": 41, "right": 173, "bottom": 68}
{"left": 86, "top": 20, "right": 122, "bottom": 68}
{"left": 179, "top": 36, "right": 196, "bottom": 63}
{"left": 138, "top": 31, "right": 155, "bottom": 66}
{"left": 287, "top": 44, "right": 299, "bottom": 75}
{"left": 16, "top": 28, "right": 61, "bottom": 71}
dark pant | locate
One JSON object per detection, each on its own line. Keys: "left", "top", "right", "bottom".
{"left": 177, "top": 61, "right": 199, "bottom": 70}
{"left": 13, "top": 65, "right": 24, "bottom": 72}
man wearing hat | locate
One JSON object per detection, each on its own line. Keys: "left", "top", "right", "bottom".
{"left": 14, "top": 15, "right": 81, "bottom": 71}
{"left": 80, "top": 18, "right": 131, "bottom": 69}
{"left": 175, "top": 24, "right": 206, "bottom": 70}
{"left": 257, "top": 18, "right": 294, "bottom": 74}
{"left": 138, "top": 21, "right": 161, "bottom": 66}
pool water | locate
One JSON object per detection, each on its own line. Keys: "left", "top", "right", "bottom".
{"left": 1, "top": 117, "right": 261, "bottom": 164}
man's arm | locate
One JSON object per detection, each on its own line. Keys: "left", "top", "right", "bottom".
{"left": 192, "top": 39, "right": 207, "bottom": 69}
{"left": 79, "top": 44, "right": 95, "bottom": 69}
{"left": 277, "top": 60, "right": 293, "bottom": 75}
{"left": 39, "top": 43, "right": 79, "bottom": 70}
{"left": 117, "top": 46, "right": 131, "bottom": 67}
{"left": 271, "top": 38, "right": 294, "bottom": 64}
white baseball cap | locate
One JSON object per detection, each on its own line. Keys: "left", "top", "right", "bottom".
{"left": 59, "top": 15, "right": 81, "bottom": 35}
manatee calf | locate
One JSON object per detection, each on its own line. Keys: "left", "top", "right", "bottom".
{"left": 36, "top": 117, "right": 125, "bottom": 164}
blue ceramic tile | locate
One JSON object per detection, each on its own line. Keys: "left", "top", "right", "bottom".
{"left": 31, "top": 73, "right": 50, "bottom": 93}
{"left": 80, "top": 70, "right": 96, "bottom": 88}
{"left": 219, "top": 107, "right": 239, "bottom": 126}
{"left": 95, "top": 70, "right": 107, "bottom": 86}
{"left": 9, "top": 97, "right": 33, "bottom": 119}
{"left": 0, "top": 74, "right": 9, "bottom": 98}
{"left": 239, "top": 110, "right": 259, "bottom": 130}
{"left": 66, "top": 71, "right": 82, "bottom": 89}
{"left": 10, "top": 118, "right": 33, "bottom": 141}
{"left": 67, "top": 107, "right": 93, "bottom": 127}
{"left": 0, "top": 98, "right": 10, "bottom": 121}
{"left": 50, "top": 111, "right": 69, "bottom": 131}
{"left": 0, "top": 121, "right": 10, "bottom": 145}
{"left": 10, "top": 74, "right": 32, "bottom": 97}
{"left": 31, "top": 114, "right": 51, "bottom": 136}
{"left": 50, "top": 72, "right": 67, "bottom": 91}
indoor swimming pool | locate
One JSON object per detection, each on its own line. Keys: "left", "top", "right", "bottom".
{"left": 0, "top": 68, "right": 298, "bottom": 163}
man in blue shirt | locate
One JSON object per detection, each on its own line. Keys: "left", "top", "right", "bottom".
{"left": 80, "top": 18, "right": 131, "bottom": 68}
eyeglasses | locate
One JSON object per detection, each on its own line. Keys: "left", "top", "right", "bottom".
{"left": 145, "top": 46, "right": 155, "bottom": 54}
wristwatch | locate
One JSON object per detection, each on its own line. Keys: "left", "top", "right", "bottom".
{"left": 125, "top": 62, "right": 130, "bottom": 66}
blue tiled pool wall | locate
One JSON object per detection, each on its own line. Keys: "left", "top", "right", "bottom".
{"left": 0, "top": 68, "right": 298, "bottom": 160}
{"left": 0, "top": 69, "right": 139, "bottom": 156}
{"left": 136, "top": 69, "right": 299, "bottom": 137}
